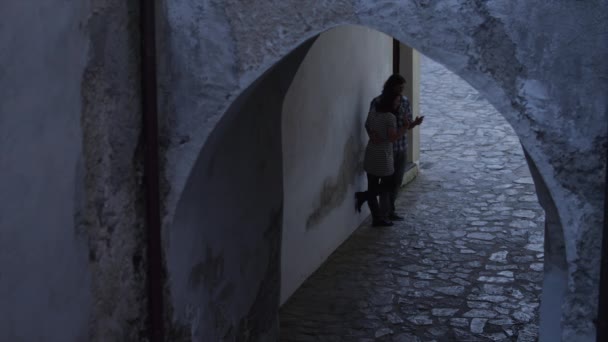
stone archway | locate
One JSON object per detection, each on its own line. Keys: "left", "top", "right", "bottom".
{"left": 159, "top": 2, "right": 606, "bottom": 341}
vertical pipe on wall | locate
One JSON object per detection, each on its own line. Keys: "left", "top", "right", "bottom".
{"left": 392, "top": 39, "right": 400, "bottom": 74}
{"left": 140, "top": 0, "right": 164, "bottom": 341}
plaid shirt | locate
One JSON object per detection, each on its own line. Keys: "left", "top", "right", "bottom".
{"left": 368, "top": 95, "right": 413, "bottom": 152}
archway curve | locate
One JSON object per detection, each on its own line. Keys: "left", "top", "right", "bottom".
{"left": 161, "top": 2, "right": 606, "bottom": 340}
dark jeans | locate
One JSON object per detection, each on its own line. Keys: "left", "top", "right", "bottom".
{"left": 364, "top": 173, "right": 393, "bottom": 221}
{"left": 390, "top": 150, "right": 407, "bottom": 215}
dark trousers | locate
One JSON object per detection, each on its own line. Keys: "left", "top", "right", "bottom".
{"left": 364, "top": 174, "right": 393, "bottom": 221}
{"left": 390, "top": 150, "right": 407, "bottom": 215}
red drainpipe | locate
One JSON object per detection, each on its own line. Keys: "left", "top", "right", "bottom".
{"left": 392, "top": 38, "right": 400, "bottom": 74}
{"left": 140, "top": 0, "right": 164, "bottom": 341}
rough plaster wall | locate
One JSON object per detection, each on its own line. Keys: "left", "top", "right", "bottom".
{"left": 156, "top": 0, "right": 240, "bottom": 231}
{"left": 160, "top": 0, "right": 607, "bottom": 340}
{"left": 2, "top": 1, "right": 149, "bottom": 340}
{"left": 280, "top": 25, "right": 392, "bottom": 304}
{"left": 80, "top": 1, "right": 148, "bottom": 340}
{"left": 525, "top": 149, "right": 568, "bottom": 341}
{"left": 458, "top": 3, "right": 607, "bottom": 340}
{"left": 0, "top": 2, "right": 91, "bottom": 340}
{"left": 165, "top": 40, "right": 315, "bottom": 340}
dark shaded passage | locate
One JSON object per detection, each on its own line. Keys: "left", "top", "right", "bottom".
{"left": 279, "top": 57, "right": 544, "bottom": 342}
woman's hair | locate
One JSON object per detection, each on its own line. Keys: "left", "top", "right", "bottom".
{"left": 376, "top": 92, "right": 401, "bottom": 113}
{"left": 382, "top": 74, "right": 406, "bottom": 95}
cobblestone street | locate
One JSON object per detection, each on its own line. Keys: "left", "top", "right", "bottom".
{"left": 279, "top": 56, "right": 545, "bottom": 342}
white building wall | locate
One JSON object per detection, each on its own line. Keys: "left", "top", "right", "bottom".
{"left": 281, "top": 25, "right": 393, "bottom": 304}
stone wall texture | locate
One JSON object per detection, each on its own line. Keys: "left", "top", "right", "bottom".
{"left": 159, "top": 1, "right": 607, "bottom": 341}
{"left": 0, "top": 0, "right": 605, "bottom": 341}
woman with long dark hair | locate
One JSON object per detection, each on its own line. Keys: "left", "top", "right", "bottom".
{"left": 355, "top": 93, "right": 410, "bottom": 227}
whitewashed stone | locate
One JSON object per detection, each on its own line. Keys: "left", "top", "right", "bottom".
{"left": 470, "top": 318, "right": 487, "bottom": 334}
{"left": 407, "top": 315, "right": 433, "bottom": 325}
{"left": 524, "top": 244, "right": 544, "bottom": 253}
{"left": 478, "top": 276, "right": 513, "bottom": 283}
{"left": 463, "top": 310, "right": 498, "bottom": 318}
{"left": 450, "top": 318, "right": 469, "bottom": 327}
{"left": 498, "top": 271, "right": 514, "bottom": 278}
{"left": 530, "top": 263, "right": 544, "bottom": 272}
{"left": 467, "top": 233, "right": 496, "bottom": 241}
{"left": 432, "top": 308, "right": 459, "bottom": 317}
{"left": 489, "top": 251, "right": 509, "bottom": 263}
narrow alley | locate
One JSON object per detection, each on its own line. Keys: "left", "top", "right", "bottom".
{"left": 279, "top": 56, "right": 545, "bottom": 342}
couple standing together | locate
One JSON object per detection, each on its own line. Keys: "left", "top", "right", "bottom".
{"left": 356, "top": 74, "right": 424, "bottom": 227}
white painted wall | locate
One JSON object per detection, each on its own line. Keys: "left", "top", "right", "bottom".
{"left": 0, "top": 2, "right": 91, "bottom": 341}
{"left": 280, "top": 26, "right": 393, "bottom": 304}
{"left": 167, "top": 39, "right": 315, "bottom": 340}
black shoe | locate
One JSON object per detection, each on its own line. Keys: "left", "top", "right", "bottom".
{"left": 389, "top": 213, "right": 404, "bottom": 221}
{"left": 372, "top": 219, "right": 393, "bottom": 227}
{"left": 355, "top": 192, "right": 366, "bottom": 213}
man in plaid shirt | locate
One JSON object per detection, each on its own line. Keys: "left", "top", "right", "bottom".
{"left": 366, "top": 74, "right": 424, "bottom": 221}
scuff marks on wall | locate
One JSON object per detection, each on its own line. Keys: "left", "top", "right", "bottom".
{"left": 306, "top": 135, "right": 364, "bottom": 230}
{"left": 188, "top": 247, "right": 225, "bottom": 290}
{"left": 236, "top": 207, "right": 283, "bottom": 341}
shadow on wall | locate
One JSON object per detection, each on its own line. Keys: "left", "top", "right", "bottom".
{"left": 165, "top": 38, "right": 317, "bottom": 340}
{"left": 166, "top": 22, "right": 575, "bottom": 340}
{"left": 524, "top": 149, "right": 568, "bottom": 342}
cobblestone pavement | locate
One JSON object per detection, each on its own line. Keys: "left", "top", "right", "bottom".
{"left": 279, "top": 57, "right": 545, "bottom": 342}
